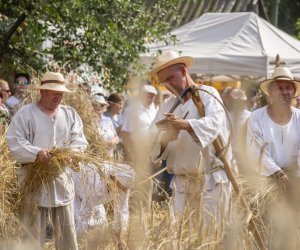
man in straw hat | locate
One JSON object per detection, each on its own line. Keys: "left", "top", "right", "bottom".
{"left": 7, "top": 71, "right": 88, "bottom": 249}
{"left": 149, "top": 51, "right": 232, "bottom": 224}
{"left": 247, "top": 66, "right": 300, "bottom": 249}
{"left": 247, "top": 66, "right": 300, "bottom": 191}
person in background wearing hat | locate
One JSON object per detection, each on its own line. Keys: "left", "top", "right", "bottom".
{"left": 247, "top": 65, "right": 300, "bottom": 250}
{"left": 247, "top": 66, "right": 300, "bottom": 190}
{"left": 121, "top": 84, "right": 158, "bottom": 162}
{"left": 89, "top": 92, "right": 133, "bottom": 235}
{"left": 91, "top": 93, "right": 120, "bottom": 152}
{"left": 227, "top": 88, "right": 251, "bottom": 174}
{"left": 6, "top": 72, "right": 31, "bottom": 114}
{"left": 7, "top": 71, "right": 87, "bottom": 249}
{"left": 221, "top": 86, "right": 233, "bottom": 110}
{"left": 121, "top": 84, "right": 158, "bottom": 210}
{"left": 149, "top": 51, "right": 232, "bottom": 225}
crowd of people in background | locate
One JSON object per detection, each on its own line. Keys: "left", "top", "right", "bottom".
{"left": 2, "top": 50, "right": 300, "bottom": 249}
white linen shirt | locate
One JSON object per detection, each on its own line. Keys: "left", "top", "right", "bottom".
{"left": 7, "top": 103, "right": 88, "bottom": 207}
{"left": 247, "top": 106, "right": 300, "bottom": 176}
{"left": 99, "top": 115, "right": 118, "bottom": 142}
{"left": 6, "top": 95, "right": 20, "bottom": 108}
{"left": 151, "top": 85, "right": 232, "bottom": 191}
{"left": 229, "top": 109, "right": 251, "bottom": 154}
{"left": 122, "top": 100, "right": 157, "bottom": 133}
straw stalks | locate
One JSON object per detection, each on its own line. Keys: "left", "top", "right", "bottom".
{"left": 0, "top": 124, "right": 20, "bottom": 240}
{"left": 2, "top": 77, "right": 300, "bottom": 249}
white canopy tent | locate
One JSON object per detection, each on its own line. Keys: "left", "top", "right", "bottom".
{"left": 141, "top": 12, "right": 300, "bottom": 78}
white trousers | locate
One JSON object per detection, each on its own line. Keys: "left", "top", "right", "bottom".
{"left": 172, "top": 183, "right": 231, "bottom": 225}
{"left": 22, "top": 203, "right": 78, "bottom": 250}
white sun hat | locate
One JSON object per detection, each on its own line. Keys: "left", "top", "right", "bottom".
{"left": 91, "top": 93, "right": 108, "bottom": 105}
{"left": 36, "top": 72, "right": 72, "bottom": 92}
{"left": 148, "top": 51, "right": 193, "bottom": 77}
{"left": 230, "top": 89, "right": 247, "bottom": 101}
{"left": 142, "top": 85, "right": 157, "bottom": 95}
{"left": 260, "top": 66, "right": 300, "bottom": 97}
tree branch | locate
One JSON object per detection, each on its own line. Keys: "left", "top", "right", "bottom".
{"left": 2, "top": 13, "right": 27, "bottom": 48}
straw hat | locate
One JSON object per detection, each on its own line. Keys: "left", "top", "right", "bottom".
{"left": 36, "top": 72, "right": 72, "bottom": 92}
{"left": 149, "top": 51, "right": 193, "bottom": 77}
{"left": 260, "top": 66, "right": 300, "bottom": 97}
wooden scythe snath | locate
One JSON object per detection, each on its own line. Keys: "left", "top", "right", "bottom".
{"left": 190, "top": 85, "right": 266, "bottom": 250}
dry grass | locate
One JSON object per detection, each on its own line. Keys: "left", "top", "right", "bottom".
{"left": 2, "top": 78, "right": 300, "bottom": 249}
{"left": 0, "top": 124, "right": 21, "bottom": 240}
{"left": 61, "top": 83, "right": 111, "bottom": 161}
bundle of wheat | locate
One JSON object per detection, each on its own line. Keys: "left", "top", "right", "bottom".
{"left": 19, "top": 148, "right": 102, "bottom": 199}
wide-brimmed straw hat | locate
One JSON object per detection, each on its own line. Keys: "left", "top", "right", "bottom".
{"left": 36, "top": 72, "right": 72, "bottom": 92}
{"left": 148, "top": 51, "right": 193, "bottom": 77}
{"left": 260, "top": 66, "right": 300, "bottom": 97}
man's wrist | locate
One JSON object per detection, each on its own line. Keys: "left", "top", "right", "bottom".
{"left": 273, "top": 170, "right": 285, "bottom": 179}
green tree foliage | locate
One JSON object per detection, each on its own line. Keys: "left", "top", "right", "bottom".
{"left": 0, "top": 0, "right": 178, "bottom": 90}
{"left": 297, "top": 19, "right": 300, "bottom": 40}
{"left": 263, "top": 0, "right": 300, "bottom": 36}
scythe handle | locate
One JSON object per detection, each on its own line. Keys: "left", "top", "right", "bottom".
{"left": 191, "top": 87, "right": 239, "bottom": 193}
{"left": 191, "top": 86, "right": 266, "bottom": 250}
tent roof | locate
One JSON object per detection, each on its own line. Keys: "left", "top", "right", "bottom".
{"left": 142, "top": 12, "right": 300, "bottom": 78}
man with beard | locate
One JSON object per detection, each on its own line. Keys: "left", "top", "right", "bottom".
{"left": 7, "top": 71, "right": 87, "bottom": 249}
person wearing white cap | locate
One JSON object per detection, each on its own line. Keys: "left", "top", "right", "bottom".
{"left": 121, "top": 84, "right": 158, "bottom": 162}
{"left": 7, "top": 71, "right": 88, "bottom": 249}
{"left": 247, "top": 66, "right": 300, "bottom": 189}
{"left": 149, "top": 51, "right": 232, "bottom": 226}
{"left": 227, "top": 89, "right": 251, "bottom": 172}
{"left": 90, "top": 93, "right": 120, "bottom": 153}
